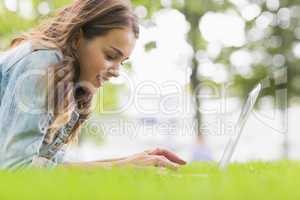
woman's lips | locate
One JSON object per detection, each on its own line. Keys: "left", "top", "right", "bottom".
{"left": 96, "top": 75, "right": 103, "bottom": 87}
{"left": 96, "top": 78, "right": 102, "bottom": 87}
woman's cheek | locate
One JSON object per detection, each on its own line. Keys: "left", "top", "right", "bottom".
{"left": 90, "top": 57, "right": 104, "bottom": 73}
{"left": 102, "top": 60, "right": 113, "bottom": 71}
{"left": 93, "top": 52, "right": 112, "bottom": 72}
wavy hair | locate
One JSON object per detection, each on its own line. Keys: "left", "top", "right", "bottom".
{"left": 10, "top": 0, "right": 139, "bottom": 144}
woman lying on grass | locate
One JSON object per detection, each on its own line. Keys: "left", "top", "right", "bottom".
{"left": 0, "top": 0, "right": 186, "bottom": 170}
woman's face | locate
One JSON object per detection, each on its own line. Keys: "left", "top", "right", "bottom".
{"left": 76, "top": 27, "right": 136, "bottom": 94}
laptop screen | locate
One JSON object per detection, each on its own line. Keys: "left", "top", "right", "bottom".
{"left": 219, "top": 83, "right": 262, "bottom": 169}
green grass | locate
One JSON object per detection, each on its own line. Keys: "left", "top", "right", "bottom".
{"left": 0, "top": 160, "right": 299, "bottom": 200}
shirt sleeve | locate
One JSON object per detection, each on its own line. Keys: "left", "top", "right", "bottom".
{"left": 0, "top": 50, "right": 62, "bottom": 170}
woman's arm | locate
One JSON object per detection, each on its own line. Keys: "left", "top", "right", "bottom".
{"left": 95, "top": 157, "right": 128, "bottom": 163}
{"left": 59, "top": 156, "right": 128, "bottom": 169}
{"left": 60, "top": 157, "right": 126, "bottom": 169}
{"left": 60, "top": 160, "right": 116, "bottom": 169}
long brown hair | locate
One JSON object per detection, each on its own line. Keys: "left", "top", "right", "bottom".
{"left": 10, "top": 0, "right": 139, "bottom": 144}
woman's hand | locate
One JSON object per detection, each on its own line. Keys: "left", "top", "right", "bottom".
{"left": 114, "top": 148, "right": 186, "bottom": 170}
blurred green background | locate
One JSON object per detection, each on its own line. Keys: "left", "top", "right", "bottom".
{"left": 0, "top": 0, "right": 299, "bottom": 160}
{"left": 1, "top": 0, "right": 299, "bottom": 104}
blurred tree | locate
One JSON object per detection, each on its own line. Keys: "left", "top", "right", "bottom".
{"left": 1, "top": 0, "right": 299, "bottom": 153}
{"left": 132, "top": 0, "right": 299, "bottom": 158}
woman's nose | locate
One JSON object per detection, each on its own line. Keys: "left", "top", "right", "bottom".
{"left": 113, "top": 62, "right": 121, "bottom": 70}
{"left": 107, "top": 68, "right": 119, "bottom": 77}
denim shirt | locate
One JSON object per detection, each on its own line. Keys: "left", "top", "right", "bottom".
{"left": 0, "top": 41, "right": 79, "bottom": 170}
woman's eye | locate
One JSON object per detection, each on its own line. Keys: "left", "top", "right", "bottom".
{"left": 106, "top": 53, "right": 117, "bottom": 61}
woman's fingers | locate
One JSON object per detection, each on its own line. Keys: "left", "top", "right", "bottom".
{"left": 122, "top": 152, "right": 180, "bottom": 170}
{"left": 152, "top": 155, "right": 178, "bottom": 170}
{"left": 147, "top": 148, "right": 187, "bottom": 165}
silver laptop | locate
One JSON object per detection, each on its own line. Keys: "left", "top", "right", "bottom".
{"left": 219, "top": 83, "right": 262, "bottom": 169}
{"left": 163, "top": 83, "right": 262, "bottom": 177}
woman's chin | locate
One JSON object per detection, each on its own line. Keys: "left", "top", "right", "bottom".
{"left": 90, "top": 81, "right": 104, "bottom": 94}
{"left": 89, "top": 85, "right": 98, "bottom": 94}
